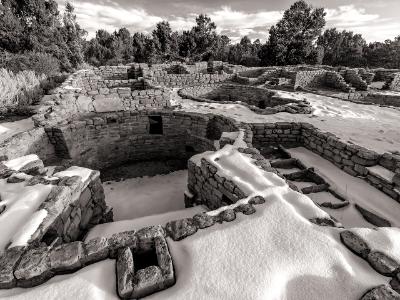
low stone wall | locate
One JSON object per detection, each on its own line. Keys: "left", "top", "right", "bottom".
{"left": 179, "top": 84, "right": 312, "bottom": 115}
{"left": 151, "top": 73, "right": 233, "bottom": 87}
{"left": 0, "top": 128, "right": 57, "bottom": 164}
{"left": 360, "top": 92, "right": 400, "bottom": 107}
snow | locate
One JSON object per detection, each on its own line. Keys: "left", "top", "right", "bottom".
{"left": 206, "top": 145, "right": 287, "bottom": 195}
{"left": 175, "top": 90, "right": 400, "bottom": 154}
{"left": 366, "top": 165, "right": 395, "bottom": 183}
{"left": 86, "top": 206, "right": 207, "bottom": 240}
{"left": 0, "top": 260, "right": 118, "bottom": 300}
{"left": 350, "top": 227, "right": 400, "bottom": 262}
{"left": 0, "top": 117, "right": 34, "bottom": 144}
{"left": 54, "top": 166, "right": 92, "bottom": 187}
{"left": 103, "top": 170, "right": 188, "bottom": 221}
{"left": 9, "top": 209, "right": 48, "bottom": 248}
{"left": 0, "top": 179, "right": 53, "bottom": 252}
{"left": 147, "top": 186, "right": 387, "bottom": 300}
{"left": 3, "top": 154, "right": 39, "bottom": 171}
{"left": 1, "top": 144, "right": 389, "bottom": 299}
{"left": 287, "top": 147, "right": 400, "bottom": 227}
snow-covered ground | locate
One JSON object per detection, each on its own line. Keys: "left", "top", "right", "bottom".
{"left": 287, "top": 147, "right": 400, "bottom": 228}
{"left": 1, "top": 162, "right": 389, "bottom": 300}
{"left": 173, "top": 89, "right": 400, "bottom": 154}
{"left": 0, "top": 117, "right": 34, "bottom": 143}
{"left": 103, "top": 170, "right": 188, "bottom": 221}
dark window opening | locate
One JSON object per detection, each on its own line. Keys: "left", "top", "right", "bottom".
{"left": 185, "top": 145, "right": 195, "bottom": 153}
{"left": 133, "top": 250, "right": 159, "bottom": 270}
{"left": 149, "top": 116, "right": 163, "bottom": 134}
{"left": 258, "top": 100, "right": 267, "bottom": 109}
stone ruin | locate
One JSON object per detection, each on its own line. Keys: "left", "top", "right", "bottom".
{"left": 0, "top": 61, "right": 400, "bottom": 299}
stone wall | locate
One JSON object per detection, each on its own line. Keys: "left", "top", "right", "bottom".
{"left": 44, "top": 111, "right": 225, "bottom": 170}
{"left": 34, "top": 170, "right": 108, "bottom": 246}
{"left": 250, "top": 122, "right": 303, "bottom": 149}
{"left": 341, "top": 69, "right": 368, "bottom": 91}
{"left": 0, "top": 128, "right": 57, "bottom": 164}
{"left": 372, "top": 68, "right": 400, "bottom": 82}
{"left": 151, "top": 73, "right": 233, "bottom": 87}
{"left": 384, "top": 72, "right": 400, "bottom": 91}
{"left": 0, "top": 156, "right": 109, "bottom": 251}
{"left": 294, "top": 70, "right": 327, "bottom": 90}
{"left": 249, "top": 121, "right": 400, "bottom": 202}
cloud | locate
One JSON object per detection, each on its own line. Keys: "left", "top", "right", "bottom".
{"left": 61, "top": 1, "right": 398, "bottom": 43}
{"left": 325, "top": 5, "right": 399, "bottom": 42}
{"left": 62, "top": 1, "right": 163, "bottom": 38}
{"left": 326, "top": 5, "right": 380, "bottom": 27}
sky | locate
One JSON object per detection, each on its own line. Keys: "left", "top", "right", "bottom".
{"left": 60, "top": 0, "right": 400, "bottom": 43}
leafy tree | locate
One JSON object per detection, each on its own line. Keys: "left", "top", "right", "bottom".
{"left": 261, "top": 0, "right": 326, "bottom": 65}
{"left": 317, "top": 28, "right": 366, "bottom": 67}
{"left": 152, "top": 21, "right": 173, "bottom": 57}
{"left": 364, "top": 36, "right": 400, "bottom": 69}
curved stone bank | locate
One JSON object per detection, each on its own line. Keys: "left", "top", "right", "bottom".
{"left": 179, "top": 84, "right": 312, "bottom": 114}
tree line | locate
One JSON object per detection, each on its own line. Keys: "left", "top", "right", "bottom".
{"left": 0, "top": 0, "right": 399, "bottom": 75}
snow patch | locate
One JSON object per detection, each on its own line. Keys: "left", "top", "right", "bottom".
{"left": 10, "top": 209, "right": 48, "bottom": 248}
{"left": 3, "top": 154, "right": 39, "bottom": 171}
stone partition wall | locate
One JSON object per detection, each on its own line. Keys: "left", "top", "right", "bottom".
{"left": 44, "top": 111, "right": 243, "bottom": 170}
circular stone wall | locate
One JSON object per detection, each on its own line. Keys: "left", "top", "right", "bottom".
{"left": 179, "top": 84, "right": 312, "bottom": 114}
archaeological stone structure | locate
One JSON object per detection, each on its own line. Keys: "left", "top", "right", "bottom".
{"left": 0, "top": 61, "right": 400, "bottom": 299}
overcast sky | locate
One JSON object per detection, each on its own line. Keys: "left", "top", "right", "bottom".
{"left": 61, "top": 0, "right": 400, "bottom": 43}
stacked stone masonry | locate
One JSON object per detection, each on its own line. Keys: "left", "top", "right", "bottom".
{"left": 179, "top": 84, "right": 312, "bottom": 114}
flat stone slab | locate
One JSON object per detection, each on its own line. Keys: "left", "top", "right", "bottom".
{"left": 116, "top": 247, "right": 134, "bottom": 299}
{"left": 340, "top": 230, "right": 371, "bottom": 258}
{"left": 192, "top": 213, "right": 215, "bottom": 229}
{"left": 355, "top": 204, "right": 391, "bottom": 227}
{"left": 165, "top": 218, "right": 198, "bottom": 241}
{"left": 14, "top": 247, "right": 53, "bottom": 287}
{"left": 93, "top": 95, "right": 124, "bottom": 112}
{"left": 368, "top": 251, "right": 400, "bottom": 276}
{"left": 0, "top": 247, "right": 24, "bottom": 289}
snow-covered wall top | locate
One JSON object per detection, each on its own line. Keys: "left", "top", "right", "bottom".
{"left": 0, "top": 155, "right": 108, "bottom": 253}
